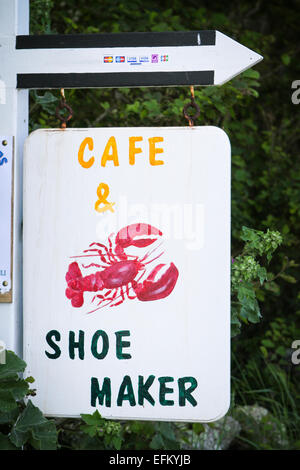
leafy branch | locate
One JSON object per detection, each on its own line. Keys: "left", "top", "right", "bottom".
{"left": 231, "top": 226, "right": 296, "bottom": 336}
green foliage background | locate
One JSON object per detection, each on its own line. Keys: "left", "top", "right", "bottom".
{"left": 1, "top": 0, "right": 299, "bottom": 450}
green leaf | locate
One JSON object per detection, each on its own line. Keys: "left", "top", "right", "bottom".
{"left": 0, "top": 408, "right": 19, "bottom": 425}
{"left": 0, "top": 390, "right": 18, "bottom": 413}
{"left": 25, "top": 376, "right": 35, "bottom": 384}
{"left": 157, "top": 422, "right": 177, "bottom": 441}
{"left": 237, "top": 283, "right": 261, "bottom": 323}
{"left": 80, "top": 410, "right": 105, "bottom": 438}
{"left": 0, "top": 351, "right": 26, "bottom": 380}
{"left": 260, "top": 346, "right": 268, "bottom": 359}
{"left": 0, "top": 433, "right": 18, "bottom": 450}
{"left": 193, "top": 422, "right": 205, "bottom": 434}
{"left": 281, "top": 54, "right": 291, "bottom": 66}
{"left": 261, "top": 339, "right": 275, "bottom": 348}
{"left": 258, "top": 267, "right": 267, "bottom": 284}
{"left": 275, "top": 346, "right": 286, "bottom": 357}
{"left": 112, "top": 436, "right": 122, "bottom": 450}
{"left": 10, "top": 400, "right": 57, "bottom": 450}
{"left": 0, "top": 379, "right": 29, "bottom": 401}
{"left": 80, "top": 423, "right": 98, "bottom": 438}
{"left": 150, "top": 433, "right": 164, "bottom": 449}
{"left": 279, "top": 273, "right": 297, "bottom": 283}
{"left": 33, "top": 91, "right": 58, "bottom": 105}
{"left": 81, "top": 410, "right": 104, "bottom": 426}
{"left": 30, "top": 420, "right": 58, "bottom": 450}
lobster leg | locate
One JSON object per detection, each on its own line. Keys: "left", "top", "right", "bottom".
{"left": 82, "top": 262, "right": 108, "bottom": 269}
{"left": 86, "top": 243, "right": 114, "bottom": 264}
{"left": 108, "top": 234, "right": 120, "bottom": 262}
{"left": 110, "top": 286, "right": 126, "bottom": 307}
{"left": 87, "top": 287, "right": 120, "bottom": 313}
{"left": 126, "top": 283, "right": 137, "bottom": 300}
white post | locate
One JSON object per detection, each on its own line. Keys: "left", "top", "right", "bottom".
{"left": 0, "top": 0, "right": 29, "bottom": 356}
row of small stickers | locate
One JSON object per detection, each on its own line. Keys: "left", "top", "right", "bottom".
{"left": 103, "top": 54, "right": 169, "bottom": 64}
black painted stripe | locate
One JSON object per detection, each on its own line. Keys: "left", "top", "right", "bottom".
{"left": 17, "top": 71, "right": 214, "bottom": 88}
{"left": 16, "top": 31, "right": 215, "bottom": 49}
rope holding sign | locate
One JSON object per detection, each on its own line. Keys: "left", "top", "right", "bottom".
{"left": 183, "top": 86, "right": 200, "bottom": 127}
{"left": 56, "top": 88, "right": 73, "bottom": 129}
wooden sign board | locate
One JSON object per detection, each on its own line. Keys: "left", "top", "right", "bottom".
{"left": 23, "top": 127, "right": 230, "bottom": 421}
{"left": 0, "top": 136, "right": 13, "bottom": 302}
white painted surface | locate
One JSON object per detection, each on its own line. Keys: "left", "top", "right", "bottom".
{"left": 23, "top": 126, "right": 230, "bottom": 421}
{"left": 0, "top": 137, "right": 13, "bottom": 294}
{"left": 0, "top": 0, "right": 29, "bottom": 354}
{"left": 2, "top": 31, "right": 262, "bottom": 87}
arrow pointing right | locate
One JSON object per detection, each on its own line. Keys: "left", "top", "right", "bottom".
{"left": 213, "top": 31, "right": 263, "bottom": 85}
{"left": 5, "top": 30, "right": 263, "bottom": 89}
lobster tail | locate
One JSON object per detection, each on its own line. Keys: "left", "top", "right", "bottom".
{"left": 65, "top": 261, "right": 104, "bottom": 308}
{"left": 65, "top": 262, "right": 84, "bottom": 307}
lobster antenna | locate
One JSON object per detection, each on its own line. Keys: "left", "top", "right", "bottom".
{"left": 140, "top": 241, "right": 164, "bottom": 263}
{"left": 143, "top": 251, "right": 164, "bottom": 265}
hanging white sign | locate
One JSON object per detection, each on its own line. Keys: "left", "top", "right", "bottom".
{"left": 23, "top": 126, "right": 230, "bottom": 421}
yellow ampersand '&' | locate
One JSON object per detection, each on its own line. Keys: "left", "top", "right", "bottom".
{"left": 95, "top": 183, "right": 115, "bottom": 213}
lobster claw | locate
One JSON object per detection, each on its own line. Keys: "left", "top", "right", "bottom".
{"left": 115, "top": 223, "right": 162, "bottom": 257}
{"left": 133, "top": 262, "right": 179, "bottom": 301}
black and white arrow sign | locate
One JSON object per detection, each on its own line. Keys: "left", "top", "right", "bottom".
{"left": 2, "top": 30, "right": 262, "bottom": 91}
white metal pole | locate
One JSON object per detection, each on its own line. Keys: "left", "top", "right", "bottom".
{"left": 0, "top": 0, "right": 29, "bottom": 356}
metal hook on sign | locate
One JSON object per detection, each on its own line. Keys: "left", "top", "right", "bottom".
{"left": 183, "top": 86, "right": 200, "bottom": 127}
{"left": 56, "top": 88, "right": 73, "bottom": 129}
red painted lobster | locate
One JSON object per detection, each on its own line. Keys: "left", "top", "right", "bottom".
{"left": 65, "top": 223, "right": 179, "bottom": 312}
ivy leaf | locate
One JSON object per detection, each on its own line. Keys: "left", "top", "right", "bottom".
{"left": 80, "top": 423, "right": 98, "bottom": 438}
{"left": 81, "top": 410, "right": 104, "bottom": 426}
{"left": 80, "top": 410, "right": 105, "bottom": 437}
{"left": 10, "top": 400, "right": 57, "bottom": 450}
